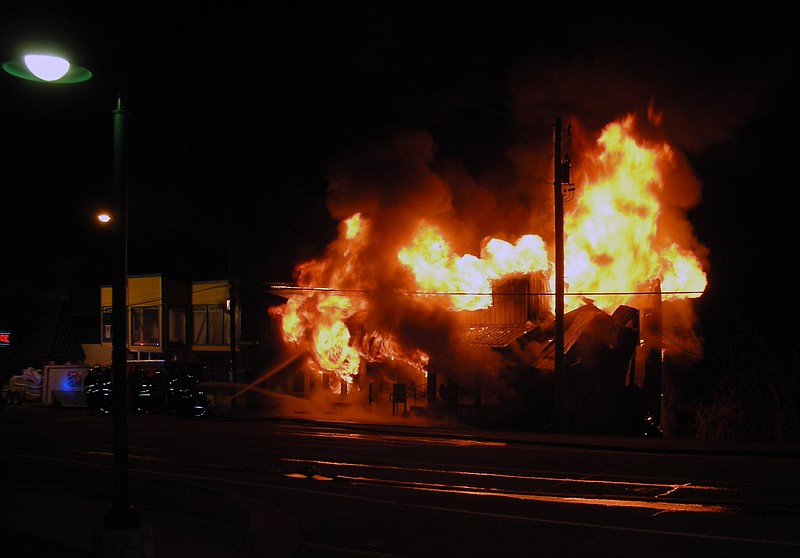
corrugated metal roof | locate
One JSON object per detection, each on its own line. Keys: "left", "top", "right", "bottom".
{"left": 459, "top": 324, "right": 535, "bottom": 347}
{"left": 533, "top": 305, "right": 607, "bottom": 370}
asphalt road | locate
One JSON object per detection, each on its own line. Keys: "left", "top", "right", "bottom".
{"left": 1, "top": 403, "right": 798, "bottom": 557}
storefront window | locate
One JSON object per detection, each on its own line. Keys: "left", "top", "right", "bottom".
{"left": 131, "top": 306, "right": 160, "bottom": 346}
{"left": 192, "top": 304, "right": 229, "bottom": 346}
{"left": 167, "top": 306, "right": 187, "bottom": 345}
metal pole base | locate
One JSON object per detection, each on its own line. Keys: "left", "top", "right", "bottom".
{"left": 95, "top": 524, "right": 153, "bottom": 558}
{"left": 104, "top": 504, "right": 141, "bottom": 530}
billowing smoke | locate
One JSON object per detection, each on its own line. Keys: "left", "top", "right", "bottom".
{"left": 322, "top": 131, "right": 503, "bottom": 391}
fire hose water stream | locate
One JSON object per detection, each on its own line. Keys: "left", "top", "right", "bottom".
{"left": 215, "top": 350, "right": 307, "bottom": 408}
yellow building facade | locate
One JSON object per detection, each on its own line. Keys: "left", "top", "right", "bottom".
{"left": 83, "top": 274, "right": 239, "bottom": 380}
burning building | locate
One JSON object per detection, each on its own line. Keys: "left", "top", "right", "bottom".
{"left": 267, "top": 110, "right": 707, "bottom": 434}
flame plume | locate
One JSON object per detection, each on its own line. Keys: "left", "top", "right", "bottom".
{"left": 271, "top": 112, "right": 708, "bottom": 388}
{"left": 564, "top": 115, "right": 707, "bottom": 312}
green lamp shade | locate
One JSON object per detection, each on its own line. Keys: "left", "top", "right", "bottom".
{"left": 3, "top": 56, "right": 92, "bottom": 84}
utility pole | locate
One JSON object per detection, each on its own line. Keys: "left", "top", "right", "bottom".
{"left": 553, "top": 116, "right": 568, "bottom": 430}
{"left": 228, "top": 218, "right": 237, "bottom": 384}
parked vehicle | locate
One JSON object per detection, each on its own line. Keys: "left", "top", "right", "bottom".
{"left": 3, "top": 365, "right": 91, "bottom": 407}
{"left": 2, "top": 367, "right": 43, "bottom": 406}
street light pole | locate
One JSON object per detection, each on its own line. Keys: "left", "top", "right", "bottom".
{"left": 107, "top": 94, "right": 140, "bottom": 530}
{"left": 4, "top": 51, "right": 151, "bottom": 553}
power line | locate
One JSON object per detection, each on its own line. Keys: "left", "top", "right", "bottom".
{"left": 266, "top": 284, "right": 704, "bottom": 297}
{"left": 389, "top": 76, "right": 549, "bottom": 127}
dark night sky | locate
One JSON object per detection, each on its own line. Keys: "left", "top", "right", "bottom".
{"left": 1, "top": 2, "right": 798, "bottom": 339}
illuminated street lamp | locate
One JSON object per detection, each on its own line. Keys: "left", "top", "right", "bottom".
{"left": 3, "top": 52, "right": 143, "bottom": 537}
{"left": 2, "top": 53, "right": 92, "bottom": 83}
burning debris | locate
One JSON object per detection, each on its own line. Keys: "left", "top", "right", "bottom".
{"left": 268, "top": 109, "right": 708, "bottom": 431}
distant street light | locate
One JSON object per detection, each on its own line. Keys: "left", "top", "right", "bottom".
{"left": 3, "top": 51, "right": 144, "bottom": 542}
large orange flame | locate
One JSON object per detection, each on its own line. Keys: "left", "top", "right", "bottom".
{"left": 398, "top": 225, "right": 549, "bottom": 311}
{"left": 564, "top": 115, "right": 706, "bottom": 312}
{"left": 271, "top": 112, "right": 707, "bottom": 388}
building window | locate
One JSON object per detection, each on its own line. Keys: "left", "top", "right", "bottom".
{"left": 102, "top": 306, "right": 113, "bottom": 343}
{"left": 192, "top": 304, "right": 229, "bottom": 346}
{"left": 131, "top": 306, "right": 160, "bottom": 346}
{"left": 167, "top": 306, "right": 187, "bottom": 345}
